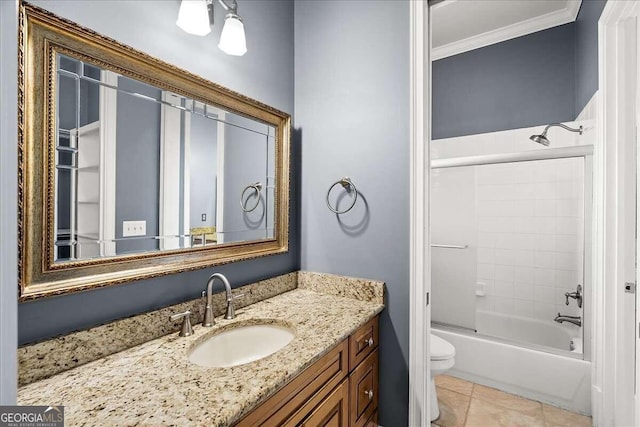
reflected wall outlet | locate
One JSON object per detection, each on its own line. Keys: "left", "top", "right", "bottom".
{"left": 201, "top": 213, "right": 207, "bottom": 222}
{"left": 123, "top": 220, "right": 146, "bottom": 237}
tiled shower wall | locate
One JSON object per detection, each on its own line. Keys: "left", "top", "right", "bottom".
{"left": 475, "top": 158, "right": 584, "bottom": 321}
{"left": 432, "top": 120, "right": 589, "bottom": 324}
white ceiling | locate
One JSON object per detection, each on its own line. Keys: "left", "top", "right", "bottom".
{"left": 431, "top": 0, "right": 582, "bottom": 60}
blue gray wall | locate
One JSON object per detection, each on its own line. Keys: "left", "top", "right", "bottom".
{"left": 295, "top": 1, "right": 410, "bottom": 425}
{"left": 433, "top": 24, "right": 576, "bottom": 139}
{"left": 18, "top": 0, "right": 296, "bottom": 345}
{"left": 433, "top": 0, "right": 607, "bottom": 140}
{"left": 114, "top": 77, "right": 161, "bottom": 254}
{"left": 575, "top": 0, "right": 608, "bottom": 113}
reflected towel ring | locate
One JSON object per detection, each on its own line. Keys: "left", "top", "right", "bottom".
{"left": 326, "top": 177, "right": 358, "bottom": 214}
{"left": 240, "top": 182, "right": 262, "bottom": 212}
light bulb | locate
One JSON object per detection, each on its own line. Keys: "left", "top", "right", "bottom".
{"left": 176, "top": 0, "right": 211, "bottom": 37}
{"left": 218, "top": 13, "right": 247, "bottom": 56}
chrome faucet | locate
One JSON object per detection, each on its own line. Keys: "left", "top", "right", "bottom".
{"left": 554, "top": 313, "right": 582, "bottom": 327}
{"left": 564, "top": 284, "right": 583, "bottom": 308}
{"left": 202, "top": 272, "right": 242, "bottom": 326}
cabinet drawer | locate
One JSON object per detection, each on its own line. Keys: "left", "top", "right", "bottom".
{"left": 284, "top": 379, "right": 349, "bottom": 427}
{"left": 348, "top": 317, "right": 378, "bottom": 371}
{"left": 236, "top": 340, "right": 348, "bottom": 426}
{"left": 349, "top": 349, "right": 378, "bottom": 427}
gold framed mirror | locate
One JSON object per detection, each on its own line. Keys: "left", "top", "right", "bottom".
{"left": 18, "top": 2, "right": 290, "bottom": 300}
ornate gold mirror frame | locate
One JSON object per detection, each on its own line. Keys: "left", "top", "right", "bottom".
{"left": 18, "top": 2, "right": 290, "bottom": 300}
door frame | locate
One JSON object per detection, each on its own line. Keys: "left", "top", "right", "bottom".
{"left": 408, "top": 0, "right": 430, "bottom": 425}
{"left": 596, "top": 1, "right": 640, "bottom": 425}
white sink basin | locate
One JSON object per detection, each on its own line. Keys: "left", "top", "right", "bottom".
{"left": 188, "top": 323, "right": 295, "bottom": 368}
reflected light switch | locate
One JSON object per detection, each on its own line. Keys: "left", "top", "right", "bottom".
{"left": 123, "top": 220, "right": 146, "bottom": 237}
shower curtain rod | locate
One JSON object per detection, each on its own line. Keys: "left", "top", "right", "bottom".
{"left": 431, "top": 145, "right": 594, "bottom": 169}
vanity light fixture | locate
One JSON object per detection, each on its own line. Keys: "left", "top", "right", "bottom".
{"left": 176, "top": 0, "right": 212, "bottom": 36}
{"left": 176, "top": 0, "right": 247, "bottom": 56}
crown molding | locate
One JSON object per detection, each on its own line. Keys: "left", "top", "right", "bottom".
{"left": 432, "top": 0, "right": 582, "bottom": 61}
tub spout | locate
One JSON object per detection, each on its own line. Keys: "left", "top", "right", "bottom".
{"left": 554, "top": 313, "right": 581, "bottom": 327}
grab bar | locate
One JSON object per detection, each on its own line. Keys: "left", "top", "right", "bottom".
{"left": 431, "top": 244, "right": 468, "bottom": 249}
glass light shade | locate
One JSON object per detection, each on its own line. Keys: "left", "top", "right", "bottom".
{"left": 176, "top": 0, "right": 211, "bottom": 36}
{"left": 218, "top": 14, "right": 247, "bottom": 56}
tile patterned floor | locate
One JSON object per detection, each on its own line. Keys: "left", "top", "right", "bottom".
{"left": 432, "top": 375, "right": 593, "bottom": 427}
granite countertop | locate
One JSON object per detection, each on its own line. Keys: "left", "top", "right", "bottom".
{"left": 18, "top": 288, "right": 384, "bottom": 426}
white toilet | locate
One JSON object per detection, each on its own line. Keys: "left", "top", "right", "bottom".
{"left": 430, "top": 333, "right": 456, "bottom": 421}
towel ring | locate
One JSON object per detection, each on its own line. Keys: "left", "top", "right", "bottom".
{"left": 240, "top": 182, "right": 262, "bottom": 213}
{"left": 326, "top": 177, "right": 358, "bottom": 214}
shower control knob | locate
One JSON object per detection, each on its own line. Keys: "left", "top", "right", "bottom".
{"left": 564, "top": 284, "right": 583, "bottom": 308}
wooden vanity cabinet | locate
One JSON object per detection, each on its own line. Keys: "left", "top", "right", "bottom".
{"left": 235, "top": 316, "right": 379, "bottom": 427}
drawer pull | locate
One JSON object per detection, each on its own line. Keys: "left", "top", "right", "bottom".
{"left": 366, "top": 337, "right": 374, "bottom": 347}
{"left": 364, "top": 389, "right": 374, "bottom": 400}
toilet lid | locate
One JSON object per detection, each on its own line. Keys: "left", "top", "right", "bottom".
{"left": 430, "top": 334, "right": 455, "bottom": 360}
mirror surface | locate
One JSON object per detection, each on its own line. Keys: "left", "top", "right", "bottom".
{"left": 54, "top": 53, "right": 276, "bottom": 263}
{"left": 20, "top": 3, "right": 289, "bottom": 300}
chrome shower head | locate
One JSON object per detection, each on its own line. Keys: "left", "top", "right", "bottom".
{"left": 529, "top": 123, "right": 583, "bottom": 147}
{"left": 530, "top": 132, "right": 550, "bottom": 146}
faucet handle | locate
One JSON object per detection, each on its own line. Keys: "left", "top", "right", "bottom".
{"left": 170, "top": 310, "right": 194, "bottom": 337}
{"left": 224, "top": 293, "right": 244, "bottom": 320}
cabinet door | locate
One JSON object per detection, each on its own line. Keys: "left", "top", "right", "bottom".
{"left": 298, "top": 380, "right": 349, "bottom": 427}
{"left": 235, "top": 341, "right": 348, "bottom": 426}
{"left": 348, "top": 317, "right": 378, "bottom": 371}
{"left": 349, "top": 350, "right": 378, "bottom": 427}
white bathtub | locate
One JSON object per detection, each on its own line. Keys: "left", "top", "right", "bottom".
{"left": 475, "top": 310, "right": 579, "bottom": 353}
{"left": 432, "top": 325, "right": 592, "bottom": 415}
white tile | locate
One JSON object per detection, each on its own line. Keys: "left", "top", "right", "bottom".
{"left": 532, "top": 161, "right": 558, "bottom": 182}
{"left": 512, "top": 200, "right": 536, "bottom": 217}
{"left": 513, "top": 299, "right": 535, "bottom": 318}
{"left": 556, "top": 270, "right": 579, "bottom": 288}
{"left": 534, "top": 199, "right": 558, "bottom": 217}
{"left": 477, "top": 232, "right": 497, "bottom": 248}
{"left": 494, "top": 297, "right": 514, "bottom": 315}
{"left": 477, "top": 247, "right": 495, "bottom": 264}
{"left": 494, "top": 234, "right": 516, "bottom": 249}
{"left": 495, "top": 249, "right": 516, "bottom": 266}
{"left": 478, "top": 184, "right": 510, "bottom": 201}
{"left": 477, "top": 263, "right": 495, "bottom": 280}
{"left": 534, "top": 286, "right": 556, "bottom": 304}
{"left": 494, "top": 265, "right": 515, "bottom": 282}
{"left": 534, "top": 182, "right": 558, "bottom": 200}
{"left": 557, "top": 181, "right": 583, "bottom": 199}
{"left": 512, "top": 234, "right": 536, "bottom": 250}
{"left": 514, "top": 282, "right": 534, "bottom": 300}
{"left": 556, "top": 252, "right": 579, "bottom": 271}
{"left": 534, "top": 251, "right": 556, "bottom": 269}
{"left": 513, "top": 250, "right": 534, "bottom": 267}
{"left": 476, "top": 295, "right": 495, "bottom": 311}
{"left": 534, "top": 234, "right": 556, "bottom": 251}
{"left": 511, "top": 183, "right": 536, "bottom": 200}
{"left": 494, "top": 281, "right": 514, "bottom": 298}
{"left": 533, "top": 302, "right": 557, "bottom": 320}
{"left": 557, "top": 199, "right": 581, "bottom": 217}
{"left": 533, "top": 217, "right": 556, "bottom": 234}
{"left": 534, "top": 268, "right": 556, "bottom": 286}
{"left": 514, "top": 217, "right": 537, "bottom": 234}
{"left": 514, "top": 267, "right": 535, "bottom": 284}
{"left": 556, "top": 235, "right": 578, "bottom": 253}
